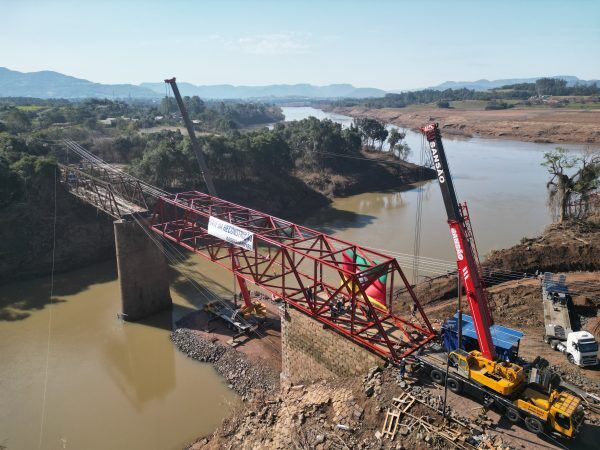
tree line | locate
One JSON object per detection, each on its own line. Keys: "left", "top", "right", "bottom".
{"left": 329, "top": 78, "right": 600, "bottom": 110}
{"left": 0, "top": 96, "right": 284, "bottom": 135}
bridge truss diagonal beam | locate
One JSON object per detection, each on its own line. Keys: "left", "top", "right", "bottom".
{"left": 151, "top": 191, "right": 435, "bottom": 362}
{"left": 58, "top": 162, "right": 149, "bottom": 219}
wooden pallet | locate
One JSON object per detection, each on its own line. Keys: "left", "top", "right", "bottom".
{"left": 392, "top": 392, "right": 416, "bottom": 413}
{"left": 382, "top": 393, "right": 416, "bottom": 440}
{"left": 382, "top": 408, "right": 401, "bottom": 439}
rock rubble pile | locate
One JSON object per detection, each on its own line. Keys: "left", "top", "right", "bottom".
{"left": 171, "top": 328, "right": 279, "bottom": 399}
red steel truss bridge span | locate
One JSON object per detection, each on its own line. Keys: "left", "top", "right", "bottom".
{"left": 60, "top": 140, "right": 435, "bottom": 363}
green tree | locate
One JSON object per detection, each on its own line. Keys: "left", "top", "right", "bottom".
{"left": 160, "top": 96, "right": 178, "bottom": 115}
{"left": 542, "top": 148, "right": 600, "bottom": 222}
{"left": 4, "top": 109, "right": 32, "bottom": 133}
{"left": 387, "top": 128, "right": 411, "bottom": 160}
{"left": 535, "top": 78, "right": 567, "bottom": 96}
{"left": 184, "top": 96, "right": 206, "bottom": 116}
{"left": 10, "top": 155, "right": 56, "bottom": 200}
{"left": 353, "top": 117, "right": 387, "bottom": 149}
{"left": 0, "top": 155, "right": 22, "bottom": 206}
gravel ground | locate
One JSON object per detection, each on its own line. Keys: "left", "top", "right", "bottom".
{"left": 171, "top": 328, "right": 279, "bottom": 399}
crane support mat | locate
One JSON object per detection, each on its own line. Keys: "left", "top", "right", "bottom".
{"left": 442, "top": 313, "right": 523, "bottom": 361}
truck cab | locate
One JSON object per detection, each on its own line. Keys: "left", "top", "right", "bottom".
{"left": 515, "top": 387, "right": 584, "bottom": 437}
{"left": 547, "top": 391, "right": 585, "bottom": 438}
{"left": 560, "top": 331, "right": 599, "bottom": 367}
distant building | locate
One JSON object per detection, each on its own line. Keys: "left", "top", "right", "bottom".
{"left": 99, "top": 117, "right": 116, "bottom": 127}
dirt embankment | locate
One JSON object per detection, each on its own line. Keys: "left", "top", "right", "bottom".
{"left": 485, "top": 220, "right": 600, "bottom": 274}
{"left": 403, "top": 219, "right": 600, "bottom": 309}
{"left": 217, "top": 150, "right": 435, "bottom": 219}
{"left": 189, "top": 366, "right": 519, "bottom": 450}
{"left": 296, "top": 150, "right": 436, "bottom": 198}
{"left": 331, "top": 105, "right": 600, "bottom": 145}
{"left": 0, "top": 187, "right": 115, "bottom": 285}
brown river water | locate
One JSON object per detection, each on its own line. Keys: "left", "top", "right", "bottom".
{"left": 0, "top": 107, "right": 596, "bottom": 449}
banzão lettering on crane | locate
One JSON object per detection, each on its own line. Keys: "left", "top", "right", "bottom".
{"left": 208, "top": 216, "right": 254, "bottom": 251}
{"left": 428, "top": 141, "right": 446, "bottom": 183}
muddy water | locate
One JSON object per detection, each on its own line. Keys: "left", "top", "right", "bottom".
{"left": 0, "top": 260, "right": 238, "bottom": 450}
{"left": 283, "top": 106, "right": 595, "bottom": 279}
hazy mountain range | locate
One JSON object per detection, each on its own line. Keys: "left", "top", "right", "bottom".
{"left": 428, "top": 76, "right": 599, "bottom": 91}
{"left": 0, "top": 67, "right": 158, "bottom": 99}
{"left": 140, "top": 81, "right": 385, "bottom": 99}
{"left": 0, "top": 67, "right": 597, "bottom": 100}
{"left": 0, "top": 67, "right": 385, "bottom": 100}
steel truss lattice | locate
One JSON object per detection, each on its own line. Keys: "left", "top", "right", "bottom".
{"left": 151, "top": 191, "right": 435, "bottom": 362}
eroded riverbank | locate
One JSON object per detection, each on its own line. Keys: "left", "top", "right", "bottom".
{"left": 330, "top": 105, "right": 600, "bottom": 145}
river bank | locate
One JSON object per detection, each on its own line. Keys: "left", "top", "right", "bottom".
{"left": 177, "top": 217, "right": 600, "bottom": 450}
{"left": 0, "top": 150, "right": 433, "bottom": 285}
{"left": 329, "top": 105, "right": 600, "bottom": 145}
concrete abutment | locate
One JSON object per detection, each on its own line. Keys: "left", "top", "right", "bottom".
{"left": 114, "top": 219, "right": 172, "bottom": 321}
{"left": 280, "top": 303, "right": 383, "bottom": 384}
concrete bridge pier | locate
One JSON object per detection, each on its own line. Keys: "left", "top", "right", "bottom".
{"left": 114, "top": 218, "right": 172, "bottom": 321}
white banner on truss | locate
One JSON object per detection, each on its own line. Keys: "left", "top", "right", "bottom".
{"left": 207, "top": 216, "right": 254, "bottom": 251}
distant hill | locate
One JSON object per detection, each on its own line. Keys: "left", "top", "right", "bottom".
{"left": 0, "top": 67, "right": 386, "bottom": 100}
{"left": 0, "top": 67, "right": 159, "bottom": 99}
{"left": 428, "top": 76, "right": 599, "bottom": 91}
{"left": 3, "top": 67, "right": 597, "bottom": 100}
{"left": 140, "top": 82, "right": 387, "bottom": 99}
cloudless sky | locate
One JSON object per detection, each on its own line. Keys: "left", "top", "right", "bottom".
{"left": 2, "top": 0, "right": 599, "bottom": 90}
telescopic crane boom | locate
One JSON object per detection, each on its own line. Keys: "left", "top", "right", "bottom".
{"left": 421, "top": 123, "right": 496, "bottom": 361}
{"left": 164, "top": 77, "right": 218, "bottom": 196}
{"left": 164, "top": 77, "right": 255, "bottom": 314}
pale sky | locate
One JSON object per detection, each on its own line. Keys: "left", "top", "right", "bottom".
{"left": 2, "top": 0, "right": 599, "bottom": 90}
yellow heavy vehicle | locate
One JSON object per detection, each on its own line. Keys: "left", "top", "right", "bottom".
{"left": 417, "top": 123, "right": 586, "bottom": 438}
{"left": 448, "top": 349, "right": 584, "bottom": 437}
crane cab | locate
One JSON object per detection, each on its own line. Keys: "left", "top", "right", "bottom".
{"left": 515, "top": 388, "right": 583, "bottom": 437}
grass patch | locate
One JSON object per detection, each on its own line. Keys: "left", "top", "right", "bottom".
{"left": 16, "top": 105, "right": 45, "bottom": 111}
{"left": 448, "top": 100, "right": 489, "bottom": 110}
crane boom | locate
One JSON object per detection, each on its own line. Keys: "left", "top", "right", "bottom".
{"left": 164, "top": 77, "right": 218, "bottom": 197}
{"left": 421, "top": 123, "right": 496, "bottom": 361}
{"left": 164, "top": 77, "right": 254, "bottom": 312}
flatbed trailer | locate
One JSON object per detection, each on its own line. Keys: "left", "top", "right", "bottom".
{"left": 412, "top": 344, "right": 585, "bottom": 438}
{"left": 204, "top": 301, "right": 254, "bottom": 334}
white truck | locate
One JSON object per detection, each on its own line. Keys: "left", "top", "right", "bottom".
{"left": 542, "top": 273, "right": 598, "bottom": 367}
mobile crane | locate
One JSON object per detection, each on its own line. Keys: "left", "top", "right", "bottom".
{"left": 164, "top": 78, "right": 266, "bottom": 328}
{"left": 414, "top": 123, "right": 584, "bottom": 438}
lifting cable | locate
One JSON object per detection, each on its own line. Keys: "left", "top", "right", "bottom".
{"left": 38, "top": 167, "right": 58, "bottom": 449}
{"left": 412, "top": 132, "right": 427, "bottom": 285}
{"left": 128, "top": 213, "right": 281, "bottom": 355}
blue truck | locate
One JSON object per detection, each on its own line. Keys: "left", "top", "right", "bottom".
{"left": 441, "top": 313, "right": 524, "bottom": 362}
